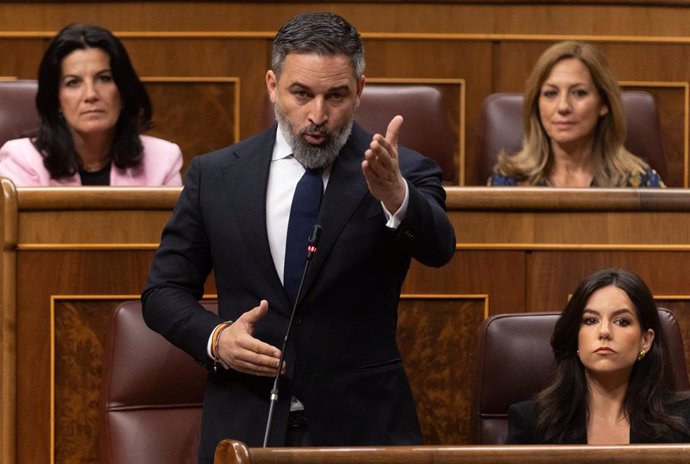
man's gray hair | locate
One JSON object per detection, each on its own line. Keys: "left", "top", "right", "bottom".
{"left": 271, "top": 12, "right": 365, "bottom": 79}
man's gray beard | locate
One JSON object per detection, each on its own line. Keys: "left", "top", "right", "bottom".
{"left": 275, "top": 105, "right": 353, "bottom": 170}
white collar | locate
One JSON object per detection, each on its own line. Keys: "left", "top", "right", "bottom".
{"left": 272, "top": 124, "right": 293, "bottom": 161}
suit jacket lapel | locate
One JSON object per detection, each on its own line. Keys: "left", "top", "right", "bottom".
{"left": 301, "top": 124, "right": 371, "bottom": 299}
{"left": 217, "top": 124, "right": 372, "bottom": 310}
{"left": 219, "top": 127, "right": 290, "bottom": 310}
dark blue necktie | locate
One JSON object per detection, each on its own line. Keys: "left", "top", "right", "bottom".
{"left": 284, "top": 167, "right": 323, "bottom": 306}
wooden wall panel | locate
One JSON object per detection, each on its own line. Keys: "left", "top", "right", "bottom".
{"left": 216, "top": 440, "right": 690, "bottom": 464}
{"left": 2, "top": 0, "right": 690, "bottom": 460}
{"left": 18, "top": 210, "right": 173, "bottom": 244}
{"left": 2, "top": 3, "right": 690, "bottom": 36}
{"left": 15, "top": 250, "right": 157, "bottom": 464}
{"left": 398, "top": 296, "right": 487, "bottom": 444}
{"left": 4, "top": 17, "right": 690, "bottom": 185}
{"left": 54, "top": 299, "right": 115, "bottom": 464}
{"left": 527, "top": 251, "right": 690, "bottom": 313}
{"left": 0, "top": 40, "right": 45, "bottom": 77}
{"left": 8, "top": 187, "right": 690, "bottom": 462}
{"left": 48, "top": 294, "right": 487, "bottom": 462}
{"left": 403, "top": 252, "right": 528, "bottom": 315}
{"left": 143, "top": 79, "right": 239, "bottom": 171}
{"left": 122, "top": 38, "right": 270, "bottom": 140}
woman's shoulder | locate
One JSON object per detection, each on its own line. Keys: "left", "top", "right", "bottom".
{"left": 131, "top": 135, "right": 183, "bottom": 186}
{"left": 626, "top": 167, "right": 665, "bottom": 188}
{"left": 0, "top": 138, "right": 53, "bottom": 186}
{"left": 0, "top": 138, "right": 45, "bottom": 167}
{"left": 508, "top": 400, "right": 537, "bottom": 417}
{"left": 139, "top": 134, "right": 182, "bottom": 157}
{"left": 506, "top": 400, "right": 539, "bottom": 444}
{"left": 488, "top": 172, "right": 519, "bottom": 186}
{"left": 1, "top": 137, "right": 41, "bottom": 157}
{"left": 488, "top": 172, "right": 547, "bottom": 186}
{"left": 665, "top": 392, "right": 690, "bottom": 415}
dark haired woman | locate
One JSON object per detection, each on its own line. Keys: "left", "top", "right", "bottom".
{"left": 508, "top": 268, "right": 690, "bottom": 444}
{"left": 0, "top": 23, "right": 182, "bottom": 186}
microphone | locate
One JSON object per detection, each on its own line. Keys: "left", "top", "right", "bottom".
{"left": 262, "top": 224, "right": 322, "bottom": 447}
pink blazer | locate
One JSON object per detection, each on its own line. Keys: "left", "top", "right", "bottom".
{"left": 0, "top": 135, "right": 183, "bottom": 186}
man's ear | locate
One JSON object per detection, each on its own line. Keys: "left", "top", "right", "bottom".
{"left": 355, "top": 75, "right": 365, "bottom": 109}
{"left": 266, "top": 70, "right": 278, "bottom": 104}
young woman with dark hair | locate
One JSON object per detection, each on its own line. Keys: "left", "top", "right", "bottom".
{"left": 508, "top": 268, "right": 690, "bottom": 444}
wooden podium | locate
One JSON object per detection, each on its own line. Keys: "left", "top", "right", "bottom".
{"left": 214, "top": 439, "right": 690, "bottom": 464}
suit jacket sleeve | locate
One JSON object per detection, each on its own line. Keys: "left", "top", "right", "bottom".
{"left": 507, "top": 401, "right": 539, "bottom": 444}
{"left": 395, "top": 148, "right": 455, "bottom": 267}
{"left": 141, "top": 156, "right": 223, "bottom": 368}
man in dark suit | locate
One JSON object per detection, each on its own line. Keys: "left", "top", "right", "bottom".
{"left": 142, "top": 11, "right": 455, "bottom": 463}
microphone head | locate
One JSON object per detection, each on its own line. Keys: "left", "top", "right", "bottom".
{"left": 308, "top": 224, "right": 322, "bottom": 246}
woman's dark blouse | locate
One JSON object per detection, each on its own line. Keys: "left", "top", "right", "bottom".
{"left": 79, "top": 163, "right": 111, "bottom": 186}
{"left": 488, "top": 167, "right": 665, "bottom": 187}
{"left": 507, "top": 398, "right": 690, "bottom": 444}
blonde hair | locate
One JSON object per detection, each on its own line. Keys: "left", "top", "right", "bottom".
{"left": 494, "top": 41, "right": 649, "bottom": 186}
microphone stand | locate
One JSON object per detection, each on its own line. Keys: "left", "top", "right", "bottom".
{"left": 262, "top": 224, "right": 322, "bottom": 447}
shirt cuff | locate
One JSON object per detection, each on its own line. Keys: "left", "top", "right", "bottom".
{"left": 382, "top": 181, "right": 409, "bottom": 229}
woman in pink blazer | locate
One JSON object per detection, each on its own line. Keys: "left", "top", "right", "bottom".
{"left": 0, "top": 24, "right": 182, "bottom": 186}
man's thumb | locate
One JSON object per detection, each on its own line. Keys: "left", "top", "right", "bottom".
{"left": 242, "top": 300, "right": 269, "bottom": 328}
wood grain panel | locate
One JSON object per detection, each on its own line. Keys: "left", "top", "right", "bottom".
{"left": 3, "top": 3, "right": 690, "bottom": 36}
{"left": 398, "top": 296, "right": 486, "bottom": 444}
{"left": 18, "top": 210, "right": 174, "bottom": 245}
{"left": 142, "top": 78, "right": 238, "bottom": 171}
{"left": 4, "top": 29, "right": 690, "bottom": 185}
{"left": 216, "top": 440, "right": 690, "bottom": 464}
{"left": 444, "top": 188, "right": 690, "bottom": 247}
{"left": 528, "top": 251, "right": 690, "bottom": 312}
{"left": 45, "top": 295, "right": 487, "bottom": 461}
{"left": 403, "top": 252, "right": 527, "bottom": 316}
{"left": 53, "top": 299, "right": 116, "bottom": 464}
{"left": 455, "top": 210, "right": 690, "bottom": 245}
{"left": 123, "top": 38, "right": 270, "bottom": 140}
{"left": 0, "top": 40, "right": 45, "bottom": 77}
{"left": 0, "top": 179, "right": 17, "bottom": 464}
{"left": 15, "top": 251, "right": 157, "bottom": 463}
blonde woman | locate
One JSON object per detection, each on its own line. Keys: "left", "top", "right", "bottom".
{"left": 489, "top": 41, "right": 663, "bottom": 187}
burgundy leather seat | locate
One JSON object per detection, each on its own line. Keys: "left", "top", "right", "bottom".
{"left": 476, "top": 91, "right": 668, "bottom": 185}
{"left": 261, "top": 84, "right": 457, "bottom": 184}
{"left": 0, "top": 80, "right": 39, "bottom": 146}
{"left": 100, "top": 300, "right": 216, "bottom": 464}
{"left": 470, "top": 308, "right": 688, "bottom": 444}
